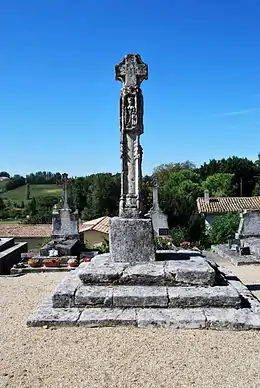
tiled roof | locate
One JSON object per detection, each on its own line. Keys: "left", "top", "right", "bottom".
{"left": 197, "top": 196, "right": 260, "bottom": 214}
{"left": 0, "top": 216, "right": 110, "bottom": 238}
{"left": 0, "top": 224, "right": 51, "bottom": 238}
{"left": 80, "top": 216, "right": 109, "bottom": 234}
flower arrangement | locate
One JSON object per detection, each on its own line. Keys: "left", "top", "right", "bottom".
{"left": 67, "top": 258, "right": 79, "bottom": 268}
{"left": 43, "top": 258, "right": 61, "bottom": 267}
{"left": 28, "top": 258, "right": 42, "bottom": 268}
{"left": 180, "top": 241, "right": 192, "bottom": 248}
{"left": 155, "top": 236, "right": 176, "bottom": 250}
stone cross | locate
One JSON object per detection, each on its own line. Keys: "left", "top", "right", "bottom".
{"left": 58, "top": 173, "right": 72, "bottom": 210}
{"left": 153, "top": 176, "right": 159, "bottom": 210}
{"left": 115, "top": 54, "right": 148, "bottom": 218}
{"left": 115, "top": 54, "right": 148, "bottom": 87}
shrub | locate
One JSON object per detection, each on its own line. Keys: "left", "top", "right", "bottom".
{"left": 210, "top": 213, "right": 240, "bottom": 245}
{"left": 170, "top": 226, "right": 188, "bottom": 247}
{"left": 155, "top": 236, "right": 175, "bottom": 250}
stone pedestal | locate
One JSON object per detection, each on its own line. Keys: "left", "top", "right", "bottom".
{"left": 109, "top": 217, "right": 156, "bottom": 263}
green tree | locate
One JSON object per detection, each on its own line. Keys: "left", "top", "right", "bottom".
{"left": 202, "top": 173, "right": 236, "bottom": 197}
{"left": 153, "top": 161, "right": 196, "bottom": 185}
{"left": 79, "top": 173, "right": 120, "bottom": 220}
{"left": 210, "top": 213, "right": 240, "bottom": 244}
{"left": 0, "top": 171, "right": 10, "bottom": 178}
{"left": 159, "top": 170, "right": 203, "bottom": 230}
{"left": 198, "top": 157, "right": 259, "bottom": 196}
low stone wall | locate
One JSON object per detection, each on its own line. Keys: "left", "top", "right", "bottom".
{"left": 0, "top": 242, "right": 28, "bottom": 274}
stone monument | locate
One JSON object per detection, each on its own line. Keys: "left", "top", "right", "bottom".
{"left": 109, "top": 54, "right": 156, "bottom": 263}
{"left": 40, "top": 173, "right": 80, "bottom": 257}
{"left": 27, "top": 54, "right": 260, "bottom": 331}
{"left": 147, "top": 176, "right": 170, "bottom": 236}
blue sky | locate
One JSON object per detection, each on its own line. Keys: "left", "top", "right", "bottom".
{"left": 1, "top": 0, "right": 260, "bottom": 177}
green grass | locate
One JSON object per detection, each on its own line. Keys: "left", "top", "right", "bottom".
{"left": 0, "top": 184, "right": 62, "bottom": 203}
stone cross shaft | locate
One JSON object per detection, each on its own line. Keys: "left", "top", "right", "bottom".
{"left": 59, "top": 173, "right": 71, "bottom": 210}
{"left": 153, "top": 176, "right": 159, "bottom": 210}
{"left": 115, "top": 54, "right": 148, "bottom": 218}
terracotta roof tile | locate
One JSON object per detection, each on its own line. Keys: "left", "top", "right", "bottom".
{"left": 80, "top": 216, "right": 109, "bottom": 234}
{"left": 197, "top": 196, "right": 260, "bottom": 214}
{"left": 0, "top": 224, "right": 51, "bottom": 238}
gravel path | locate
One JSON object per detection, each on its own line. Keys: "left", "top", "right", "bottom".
{"left": 1, "top": 269, "right": 260, "bottom": 388}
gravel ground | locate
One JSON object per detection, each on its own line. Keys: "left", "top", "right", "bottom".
{"left": 1, "top": 267, "right": 260, "bottom": 388}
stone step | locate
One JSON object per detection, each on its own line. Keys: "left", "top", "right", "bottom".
{"left": 53, "top": 284, "right": 241, "bottom": 309}
{"left": 78, "top": 258, "right": 216, "bottom": 287}
{"left": 27, "top": 299, "right": 260, "bottom": 330}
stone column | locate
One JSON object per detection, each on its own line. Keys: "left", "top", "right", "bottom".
{"left": 110, "top": 54, "right": 156, "bottom": 263}
{"left": 115, "top": 54, "right": 148, "bottom": 218}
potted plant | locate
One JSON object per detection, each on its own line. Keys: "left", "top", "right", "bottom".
{"left": 43, "top": 258, "right": 61, "bottom": 267}
{"left": 28, "top": 257, "right": 42, "bottom": 268}
{"left": 67, "top": 258, "right": 79, "bottom": 268}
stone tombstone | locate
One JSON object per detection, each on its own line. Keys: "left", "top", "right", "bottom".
{"left": 236, "top": 210, "right": 260, "bottom": 239}
{"left": 110, "top": 54, "right": 156, "bottom": 263}
{"left": 40, "top": 173, "right": 80, "bottom": 257}
{"left": 52, "top": 173, "right": 79, "bottom": 240}
{"left": 147, "top": 176, "right": 170, "bottom": 236}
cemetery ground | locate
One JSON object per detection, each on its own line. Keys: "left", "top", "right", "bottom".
{"left": 1, "top": 258, "right": 260, "bottom": 388}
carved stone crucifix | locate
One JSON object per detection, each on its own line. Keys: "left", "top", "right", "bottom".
{"left": 115, "top": 54, "right": 148, "bottom": 218}
{"left": 57, "top": 173, "right": 72, "bottom": 210}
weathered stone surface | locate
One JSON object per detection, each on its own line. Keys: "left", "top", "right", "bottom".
{"left": 90, "top": 253, "right": 111, "bottom": 266}
{"left": 79, "top": 262, "right": 127, "bottom": 284}
{"left": 27, "top": 299, "right": 80, "bottom": 327}
{"left": 204, "top": 308, "right": 256, "bottom": 330}
{"left": 165, "top": 259, "right": 215, "bottom": 286}
{"left": 120, "top": 262, "right": 165, "bottom": 285}
{"left": 78, "top": 308, "right": 137, "bottom": 327}
{"left": 137, "top": 308, "right": 206, "bottom": 329}
{"left": 237, "top": 210, "right": 260, "bottom": 238}
{"left": 52, "top": 270, "right": 81, "bottom": 308}
{"left": 228, "top": 279, "right": 260, "bottom": 312}
{"left": 113, "top": 286, "right": 168, "bottom": 307}
{"left": 115, "top": 54, "right": 148, "bottom": 218}
{"left": 75, "top": 286, "right": 113, "bottom": 307}
{"left": 109, "top": 217, "right": 156, "bottom": 263}
{"left": 168, "top": 285, "right": 241, "bottom": 308}
{"left": 212, "top": 244, "right": 260, "bottom": 266}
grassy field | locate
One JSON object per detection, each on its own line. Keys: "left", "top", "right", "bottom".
{"left": 0, "top": 184, "right": 62, "bottom": 203}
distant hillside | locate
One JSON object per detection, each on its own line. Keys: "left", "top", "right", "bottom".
{"left": 0, "top": 184, "right": 62, "bottom": 203}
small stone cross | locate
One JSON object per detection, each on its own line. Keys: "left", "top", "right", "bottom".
{"left": 57, "top": 173, "right": 72, "bottom": 209}
{"left": 153, "top": 176, "right": 159, "bottom": 210}
{"left": 115, "top": 54, "right": 148, "bottom": 87}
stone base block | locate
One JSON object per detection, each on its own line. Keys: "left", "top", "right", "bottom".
{"left": 27, "top": 305, "right": 260, "bottom": 330}
{"left": 204, "top": 308, "right": 260, "bottom": 330}
{"left": 27, "top": 298, "right": 81, "bottom": 327}
{"left": 168, "top": 285, "right": 241, "bottom": 308}
{"left": 78, "top": 258, "right": 215, "bottom": 286}
{"left": 78, "top": 308, "right": 136, "bottom": 327}
{"left": 52, "top": 268, "right": 82, "bottom": 308}
{"left": 109, "top": 217, "right": 156, "bottom": 263}
{"left": 79, "top": 263, "right": 127, "bottom": 284}
{"left": 165, "top": 259, "right": 215, "bottom": 286}
{"left": 75, "top": 286, "right": 113, "bottom": 307}
{"left": 112, "top": 286, "right": 168, "bottom": 307}
{"left": 137, "top": 308, "right": 206, "bottom": 329}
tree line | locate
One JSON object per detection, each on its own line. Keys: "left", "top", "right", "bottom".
{"left": 1, "top": 155, "right": 260, "bottom": 247}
